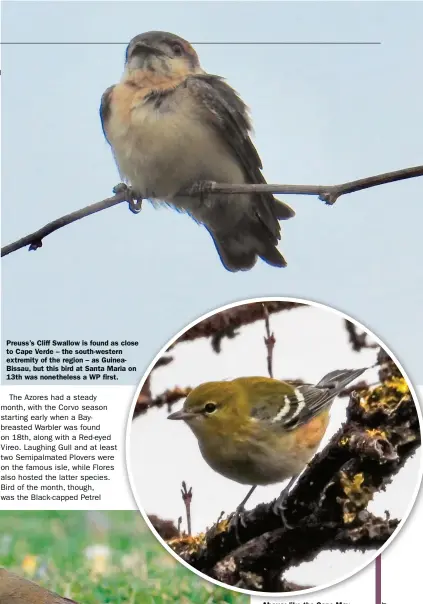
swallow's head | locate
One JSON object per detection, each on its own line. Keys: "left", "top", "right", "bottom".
{"left": 125, "top": 31, "right": 201, "bottom": 76}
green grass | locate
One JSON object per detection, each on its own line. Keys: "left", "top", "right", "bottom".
{"left": 0, "top": 511, "right": 246, "bottom": 603}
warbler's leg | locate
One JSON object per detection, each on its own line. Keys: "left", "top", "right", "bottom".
{"left": 229, "top": 485, "right": 257, "bottom": 539}
{"left": 237, "top": 485, "right": 257, "bottom": 512}
{"left": 272, "top": 475, "right": 297, "bottom": 528}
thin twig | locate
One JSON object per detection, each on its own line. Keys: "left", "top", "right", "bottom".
{"left": 181, "top": 481, "right": 193, "bottom": 536}
{"left": 186, "top": 165, "right": 423, "bottom": 204}
{"left": 262, "top": 303, "right": 276, "bottom": 378}
{"left": 344, "top": 320, "right": 378, "bottom": 352}
{"left": 133, "top": 386, "right": 192, "bottom": 418}
{"left": 1, "top": 188, "right": 129, "bottom": 257}
{"left": 177, "top": 301, "right": 302, "bottom": 345}
{"left": 2, "top": 165, "right": 422, "bottom": 257}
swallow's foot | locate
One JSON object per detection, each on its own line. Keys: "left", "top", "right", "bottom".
{"left": 128, "top": 198, "right": 143, "bottom": 214}
{"left": 112, "top": 183, "right": 143, "bottom": 214}
{"left": 113, "top": 182, "right": 130, "bottom": 196}
{"left": 128, "top": 189, "right": 143, "bottom": 214}
{"left": 186, "top": 180, "right": 216, "bottom": 201}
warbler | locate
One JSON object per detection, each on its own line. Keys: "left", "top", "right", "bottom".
{"left": 168, "top": 368, "right": 366, "bottom": 526}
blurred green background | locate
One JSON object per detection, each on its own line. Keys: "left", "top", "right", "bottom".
{"left": 0, "top": 511, "right": 246, "bottom": 603}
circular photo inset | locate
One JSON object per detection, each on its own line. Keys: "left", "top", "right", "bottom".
{"left": 127, "top": 298, "right": 422, "bottom": 596}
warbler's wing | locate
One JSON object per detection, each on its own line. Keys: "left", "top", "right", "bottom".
{"left": 237, "top": 369, "right": 366, "bottom": 431}
{"left": 99, "top": 85, "right": 115, "bottom": 145}
{"left": 245, "top": 380, "right": 331, "bottom": 430}
{"left": 186, "top": 74, "right": 295, "bottom": 237}
{"left": 282, "top": 368, "right": 367, "bottom": 430}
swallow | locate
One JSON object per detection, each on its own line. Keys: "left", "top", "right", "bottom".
{"left": 100, "top": 31, "right": 295, "bottom": 271}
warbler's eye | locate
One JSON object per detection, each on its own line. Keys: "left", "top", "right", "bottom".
{"left": 204, "top": 402, "right": 217, "bottom": 414}
{"left": 172, "top": 42, "right": 183, "bottom": 56}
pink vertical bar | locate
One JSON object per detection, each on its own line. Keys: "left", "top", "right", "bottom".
{"left": 375, "top": 554, "right": 382, "bottom": 604}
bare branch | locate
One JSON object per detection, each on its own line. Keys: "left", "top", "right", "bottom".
{"left": 1, "top": 188, "right": 130, "bottom": 257}
{"left": 187, "top": 165, "right": 423, "bottom": 205}
{"left": 3, "top": 165, "right": 422, "bottom": 257}
{"left": 181, "top": 481, "right": 193, "bottom": 536}
{"left": 148, "top": 514, "right": 180, "bottom": 540}
{"left": 262, "top": 303, "right": 276, "bottom": 378}
{"left": 345, "top": 320, "right": 378, "bottom": 352}
{"left": 133, "top": 385, "right": 192, "bottom": 419}
{"left": 176, "top": 301, "right": 303, "bottom": 347}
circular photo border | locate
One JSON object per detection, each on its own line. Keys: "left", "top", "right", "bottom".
{"left": 126, "top": 296, "right": 423, "bottom": 597}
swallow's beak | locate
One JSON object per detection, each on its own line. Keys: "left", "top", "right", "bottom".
{"left": 167, "top": 409, "right": 194, "bottom": 421}
{"left": 132, "top": 42, "right": 166, "bottom": 57}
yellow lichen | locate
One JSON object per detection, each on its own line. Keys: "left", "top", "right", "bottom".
{"left": 340, "top": 471, "right": 364, "bottom": 496}
{"left": 213, "top": 518, "right": 231, "bottom": 534}
{"left": 168, "top": 533, "right": 206, "bottom": 556}
{"left": 343, "top": 511, "right": 356, "bottom": 524}
{"left": 385, "top": 377, "right": 409, "bottom": 394}
{"left": 339, "top": 471, "right": 374, "bottom": 524}
{"left": 358, "top": 378, "right": 411, "bottom": 415}
{"left": 366, "top": 428, "right": 387, "bottom": 439}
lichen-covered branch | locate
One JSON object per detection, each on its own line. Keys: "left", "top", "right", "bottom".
{"left": 211, "top": 513, "right": 398, "bottom": 591}
{"left": 166, "top": 349, "right": 420, "bottom": 589}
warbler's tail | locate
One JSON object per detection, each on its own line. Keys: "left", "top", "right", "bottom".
{"left": 316, "top": 367, "right": 368, "bottom": 396}
{"left": 209, "top": 197, "right": 295, "bottom": 272}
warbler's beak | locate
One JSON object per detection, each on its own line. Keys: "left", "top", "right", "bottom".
{"left": 167, "top": 409, "right": 194, "bottom": 421}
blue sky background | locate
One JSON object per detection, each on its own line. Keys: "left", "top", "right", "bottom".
{"left": 1, "top": 1, "right": 423, "bottom": 386}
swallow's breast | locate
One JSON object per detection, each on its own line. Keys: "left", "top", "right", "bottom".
{"left": 105, "top": 82, "right": 245, "bottom": 208}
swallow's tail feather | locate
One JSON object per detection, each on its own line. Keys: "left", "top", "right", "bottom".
{"left": 208, "top": 215, "right": 287, "bottom": 272}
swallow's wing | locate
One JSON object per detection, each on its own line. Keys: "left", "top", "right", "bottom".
{"left": 99, "top": 85, "right": 115, "bottom": 145}
{"left": 186, "top": 74, "right": 295, "bottom": 237}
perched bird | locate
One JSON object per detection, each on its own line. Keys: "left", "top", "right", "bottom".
{"left": 100, "top": 31, "right": 295, "bottom": 271}
{"left": 0, "top": 568, "right": 79, "bottom": 603}
{"left": 168, "top": 368, "right": 366, "bottom": 523}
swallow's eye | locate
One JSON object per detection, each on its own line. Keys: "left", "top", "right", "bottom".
{"left": 204, "top": 402, "right": 217, "bottom": 414}
{"left": 172, "top": 42, "right": 183, "bottom": 57}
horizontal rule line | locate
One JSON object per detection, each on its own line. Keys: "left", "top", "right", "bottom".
{"left": 1, "top": 41, "right": 382, "bottom": 45}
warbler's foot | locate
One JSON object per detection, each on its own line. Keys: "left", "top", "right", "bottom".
{"left": 272, "top": 495, "right": 293, "bottom": 529}
{"left": 228, "top": 506, "right": 248, "bottom": 541}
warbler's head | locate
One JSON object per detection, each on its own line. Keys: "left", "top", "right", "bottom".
{"left": 167, "top": 380, "right": 248, "bottom": 438}
{"left": 125, "top": 31, "right": 202, "bottom": 76}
